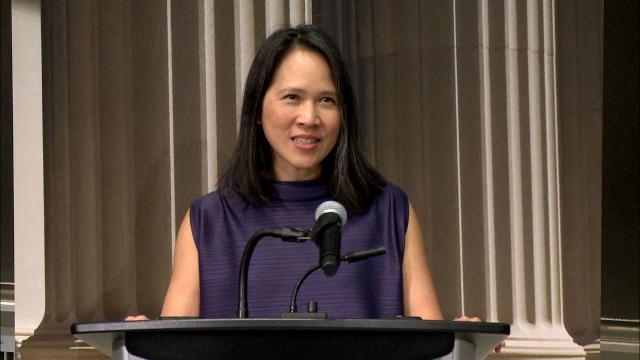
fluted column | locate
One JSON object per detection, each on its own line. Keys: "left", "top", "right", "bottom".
{"left": 314, "top": 0, "right": 595, "bottom": 358}
{"left": 498, "top": 0, "right": 584, "bottom": 356}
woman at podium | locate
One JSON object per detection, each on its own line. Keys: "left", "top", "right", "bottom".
{"left": 129, "top": 25, "right": 443, "bottom": 322}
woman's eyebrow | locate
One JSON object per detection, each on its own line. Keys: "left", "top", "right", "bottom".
{"left": 276, "top": 87, "right": 337, "bottom": 97}
{"left": 318, "top": 90, "right": 338, "bottom": 97}
{"left": 276, "top": 87, "right": 306, "bottom": 95}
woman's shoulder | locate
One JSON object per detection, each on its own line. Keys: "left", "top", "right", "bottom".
{"left": 191, "top": 189, "right": 222, "bottom": 211}
{"left": 376, "top": 181, "right": 408, "bottom": 204}
{"left": 369, "top": 181, "right": 409, "bottom": 228}
{"left": 190, "top": 187, "right": 245, "bottom": 213}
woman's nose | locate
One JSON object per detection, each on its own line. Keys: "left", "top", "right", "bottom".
{"left": 296, "top": 101, "right": 319, "bottom": 126}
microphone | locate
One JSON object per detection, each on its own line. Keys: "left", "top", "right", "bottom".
{"left": 311, "top": 201, "right": 348, "bottom": 276}
{"left": 340, "top": 246, "right": 386, "bottom": 263}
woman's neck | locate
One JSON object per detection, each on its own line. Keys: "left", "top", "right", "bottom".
{"left": 270, "top": 166, "right": 322, "bottom": 182}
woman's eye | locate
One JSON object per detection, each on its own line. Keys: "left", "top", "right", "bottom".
{"left": 284, "top": 94, "right": 298, "bottom": 101}
{"left": 320, "top": 96, "right": 336, "bottom": 104}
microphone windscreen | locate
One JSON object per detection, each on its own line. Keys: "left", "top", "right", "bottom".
{"left": 314, "top": 201, "right": 348, "bottom": 225}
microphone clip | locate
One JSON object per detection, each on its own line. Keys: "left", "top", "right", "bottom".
{"left": 272, "top": 227, "right": 311, "bottom": 242}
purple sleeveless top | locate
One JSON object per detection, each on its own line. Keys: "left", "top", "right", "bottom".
{"left": 190, "top": 180, "right": 408, "bottom": 319}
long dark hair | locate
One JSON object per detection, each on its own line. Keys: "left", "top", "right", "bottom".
{"left": 218, "top": 25, "right": 385, "bottom": 213}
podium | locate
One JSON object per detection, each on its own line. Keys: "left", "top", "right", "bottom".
{"left": 72, "top": 318, "right": 509, "bottom": 359}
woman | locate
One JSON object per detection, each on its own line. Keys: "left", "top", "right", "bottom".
{"left": 131, "top": 25, "right": 443, "bottom": 320}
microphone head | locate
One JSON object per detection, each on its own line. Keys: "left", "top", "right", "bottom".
{"left": 314, "top": 201, "right": 348, "bottom": 225}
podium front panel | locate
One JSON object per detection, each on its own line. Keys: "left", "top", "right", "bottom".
{"left": 126, "top": 328, "right": 453, "bottom": 360}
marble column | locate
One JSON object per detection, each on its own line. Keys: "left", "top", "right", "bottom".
{"left": 496, "top": 1, "right": 585, "bottom": 355}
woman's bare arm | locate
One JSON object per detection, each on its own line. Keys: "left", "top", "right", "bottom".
{"left": 402, "top": 202, "right": 443, "bottom": 320}
{"left": 160, "top": 210, "right": 200, "bottom": 317}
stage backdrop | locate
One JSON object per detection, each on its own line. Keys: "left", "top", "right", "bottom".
{"left": 13, "top": 1, "right": 601, "bottom": 359}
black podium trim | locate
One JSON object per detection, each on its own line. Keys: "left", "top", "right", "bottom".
{"left": 72, "top": 318, "right": 510, "bottom": 334}
{"left": 72, "top": 318, "right": 510, "bottom": 360}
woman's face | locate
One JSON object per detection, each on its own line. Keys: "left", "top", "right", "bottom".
{"left": 261, "top": 48, "right": 341, "bottom": 181}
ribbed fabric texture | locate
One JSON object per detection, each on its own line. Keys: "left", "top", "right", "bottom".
{"left": 190, "top": 179, "right": 408, "bottom": 319}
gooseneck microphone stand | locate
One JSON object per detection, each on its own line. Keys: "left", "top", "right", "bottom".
{"left": 286, "top": 246, "right": 387, "bottom": 317}
{"left": 237, "top": 225, "right": 387, "bottom": 319}
{"left": 288, "top": 264, "right": 322, "bottom": 314}
{"left": 238, "top": 227, "right": 311, "bottom": 318}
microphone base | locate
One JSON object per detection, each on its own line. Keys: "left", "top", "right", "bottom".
{"left": 280, "top": 312, "right": 328, "bottom": 319}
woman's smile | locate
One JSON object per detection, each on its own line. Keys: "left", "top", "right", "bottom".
{"left": 292, "top": 134, "right": 320, "bottom": 148}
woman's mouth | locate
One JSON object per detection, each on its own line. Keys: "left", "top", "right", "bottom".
{"left": 292, "top": 136, "right": 319, "bottom": 145}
